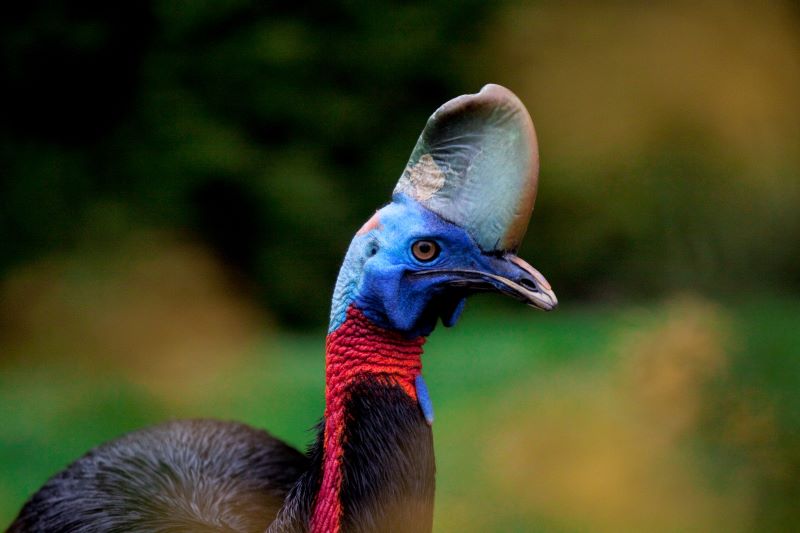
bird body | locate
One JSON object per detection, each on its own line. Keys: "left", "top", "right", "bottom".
{"left": 7, "top": 420, "right": 307, "bottom": 532}
{"left": 7, "top": 84, "right": 556, "bottom": 533}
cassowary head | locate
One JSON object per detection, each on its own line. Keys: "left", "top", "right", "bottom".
{"left": 330, "top": 84, "right": 557, "bottom": 337}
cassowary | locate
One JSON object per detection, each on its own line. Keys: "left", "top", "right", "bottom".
{"left": 7, "top": 84, "right": 557, "bottom": 533}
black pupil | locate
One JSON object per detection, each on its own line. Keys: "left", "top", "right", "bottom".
{"left": 419, "top": 243, "right": 431, "bottom": 254}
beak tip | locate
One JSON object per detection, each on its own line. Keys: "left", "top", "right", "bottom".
{"left": 529, "top": 293, "right": 558, "bottom": 312}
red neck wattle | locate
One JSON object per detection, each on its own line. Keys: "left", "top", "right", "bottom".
{"left": 310, "top": 306, "right": 425, "bottom": 533}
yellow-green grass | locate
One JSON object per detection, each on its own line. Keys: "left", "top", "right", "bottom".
{"left": 2, "top": 296, "right": 799, "bottom": 531}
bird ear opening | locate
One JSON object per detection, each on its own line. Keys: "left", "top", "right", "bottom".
{"left": 393, "top": 84, "right": 539, "bottom": 253}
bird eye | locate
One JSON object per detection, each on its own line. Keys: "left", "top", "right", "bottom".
{"left": 411, "top": 240, "right": 440, "bottom": 262}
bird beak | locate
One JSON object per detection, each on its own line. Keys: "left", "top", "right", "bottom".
{"left": 486, "top": 255, "right": 558, "bottom": 311}
{"left": 413, "top": 254, "right": 558, "bottom": 311}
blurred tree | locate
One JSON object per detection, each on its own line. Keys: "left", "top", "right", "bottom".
{"left": 3, "top": 0, "right": 799, "bottom": 327}
{"left": 490, "top": 0, "right": 800, "bottom": 303}
{"left": 0, "top": 0, "right": 495, "bottom": 326}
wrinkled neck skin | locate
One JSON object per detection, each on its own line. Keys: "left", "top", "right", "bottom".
{"left": 269, "top": 305, "right": 435, "bottom": 533}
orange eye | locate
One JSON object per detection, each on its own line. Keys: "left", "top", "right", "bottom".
{"left": 411, "top": 240, "right": 440, "bottom": 262}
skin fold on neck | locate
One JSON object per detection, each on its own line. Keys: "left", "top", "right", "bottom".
{"left": 310, "top": 305, "right": 432, "bottom": 533}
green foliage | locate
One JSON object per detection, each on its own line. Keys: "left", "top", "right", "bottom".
{"left": 2, "top": 298, "right": 800, "bottom": 531}
{"left": 1, "top": 1, "right": 495, "bottom": 325}
{"left": 2, "top": 2, "right": 799, "bottom": 326}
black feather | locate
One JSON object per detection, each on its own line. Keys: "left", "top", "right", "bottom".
{"left": 269, "top": 378, "right": 434, "bottom": 533}
{"left": 7, "top": 420, "right": 308, "bottom": 533}
{"left": 340, "top": 378, "right": 435, "bottom": 533}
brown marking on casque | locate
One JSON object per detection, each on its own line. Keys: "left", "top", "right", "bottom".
{"left": 397, "top": 154, "right": 447, "bottom": 202}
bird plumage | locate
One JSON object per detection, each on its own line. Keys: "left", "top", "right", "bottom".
{"left": 7, "top": 84, "right": 556, "bottom": 533}
{"left": 8, "top": 420, "right": 308, "bottom": 532}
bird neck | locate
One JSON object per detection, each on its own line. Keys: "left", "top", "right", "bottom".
{"left": 309, "top": 305, "right": 434, "bottom": 533}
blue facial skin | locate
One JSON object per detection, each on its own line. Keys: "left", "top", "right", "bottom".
{"left": 329, "top": 194, "right": 516, "bottom": 338}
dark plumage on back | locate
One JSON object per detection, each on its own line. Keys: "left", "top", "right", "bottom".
{"left": 8, "top": 420, "right": 308, "bottom": 533}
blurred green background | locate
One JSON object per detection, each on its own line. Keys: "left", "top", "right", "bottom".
{"left": 2, "top": 1, "right": 800, "bottom": 531}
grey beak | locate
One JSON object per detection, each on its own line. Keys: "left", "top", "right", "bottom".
{"left": 413, "top": 254, "right": 558, "bottom": 312}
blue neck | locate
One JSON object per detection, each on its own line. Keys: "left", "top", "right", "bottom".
{"left": 329, "top": 233, "right": 376, "bottom": 333}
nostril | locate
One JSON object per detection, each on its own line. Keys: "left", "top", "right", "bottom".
{"left": 518, "top": 278, "right": 539, "bottom": 292}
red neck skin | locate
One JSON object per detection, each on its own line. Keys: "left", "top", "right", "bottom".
{"left": 310, "top": 306, "right": 425, "bottom": 533}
